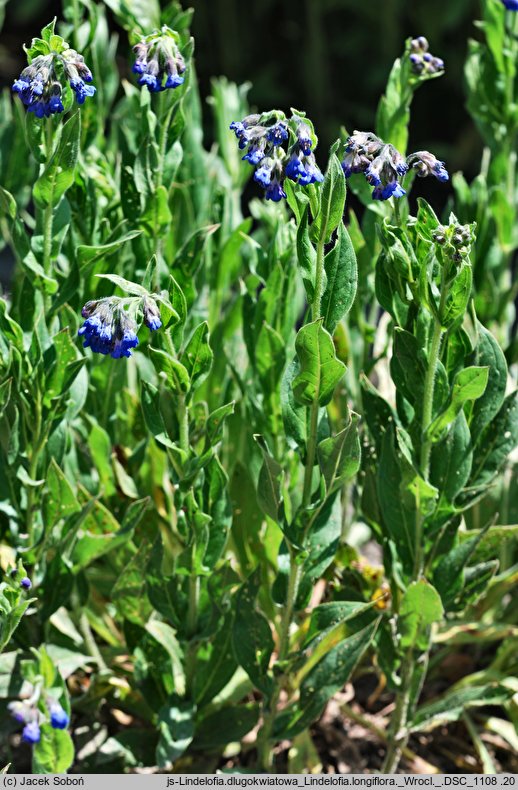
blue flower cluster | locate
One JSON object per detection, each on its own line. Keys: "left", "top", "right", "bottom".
{"left": 12, "top": 49, "right": 95, "bottom": 118}
{"left": 500, "top": 0, "right": 518, "bottom": 8}
{"left": 409, "top": 37, "right": 444, "bottom": 76}
{"left": 8, "top": 698, "right": 69, "bottom": 745}
{"left": 407, "top": 151, "right": 449, "bottom": 182}
{"left": 79, "top": 295, "right": 162, "bottom": 360}
{"left": 230, "top": 113, "right": 323, "bottom": 202}
{"left": 133, "top": 29, "right": 186, "bottom": 92}
{"left": 341, "top": 132, "right": 449, "bottom": 201}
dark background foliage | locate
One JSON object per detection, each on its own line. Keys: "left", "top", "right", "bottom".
{"left": 2, "top": 0, "right": 483, "bottom": 188}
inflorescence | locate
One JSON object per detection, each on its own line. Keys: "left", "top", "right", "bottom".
{"left": 78, "top": 295, "right": 162, "bottom": 359}
{"left": 230, "top": 112, "right": 323, "bottom": 202}
{"left": 341, "top": 132, "right": 449, "bottom": 201}
{"left": 500, "top": 0, "right": 518, "bottom": 10}
{"left": 12, "top": 33, "right": 95, "bottom": 118}
{"left": 133, "top": 27, "right": 186, "bottom": 92}
{"left": 9, "top": 697, "right": 70, "bottom": 745}
{"left": 409, "top": 36, "right": 445, "bottom": 76}
{"left": 432, "top": 220, "right": 475, "bottom": 263}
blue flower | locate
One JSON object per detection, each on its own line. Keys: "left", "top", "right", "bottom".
{"left": 143, "top": 298, "right": 162, "bottom": 331}
{"left": 296, "top": 122, "right": 313, "bottom": 155}
{"left": 165, "top": 73, "right": 184, "bottom": 89}
{"left": 70, "top": 78, "right": 96, "bottom": 105}
{"left": 48, "top": 702, "right": 69, "bottom": 730}
{"left": 373, "top": 182, "right": 407, "bottom": 200}
{"left": 20, "top": 577, "right": 32, "bottom": 590}
{"left": 297, "top": 154, "right": 324, "bottom": 186}
{"left": 266, "top": 122, "right": 288, "bottom": 146}
{"left": 22, "top": 721, "right": 40, "bottom": 744}
{"left": 242, "top": 139, "right": 266, "bottom": 165}
{"left": 265, "top": 177, "right": 287, "bottom": 202}
{"left": 8, "top": 701, "right": 31, "bottom": 723}
{"left": 501, "top": 0, "right": 518, "bottom": 8}
{"left": 132, "top": 32, "right": 187, "bottom": 93}
{"left": 138, "top": 71, "right": 162, "bottom": 92}
{"left": 111, "top": 326, "right": 139, "bottom": 359}
{"left": 285, "top": 152, "right": 306, "bottom": 182}
{"left": 407, "top": 150, "right": 449, "bottom": 182}
{"left": 254, "top": 159, "right": 275, "bottom": 188}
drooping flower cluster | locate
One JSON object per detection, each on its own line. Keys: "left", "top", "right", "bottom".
{"left": 133, "top": 27, "right": 186, "bottom": 92}
{"left": 341, "top": 132, "right": 449, "bottom": 201}
{"left": 12, "top": 36, "right": 95, "bottom": 118}
{"left": 407, "top": 151, "right": 449, "bottom": 182}
{"left": 230, "top": 112, "right": 323, "bottom": 202}
{"left": 9, "top": 696, "right": 70, "bottom": 744}
{"left": 409, "top": 37, "right": 445, "bottom": 76}
{"left": 78, "top": 295, "right": 162, "bottom": 359}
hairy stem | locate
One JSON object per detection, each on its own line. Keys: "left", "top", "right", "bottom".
{"left": 381, "top": 650, "right": 414, "bottom": 773}
{"left": 259, "top": 222, "right": 328, "bottom": 770}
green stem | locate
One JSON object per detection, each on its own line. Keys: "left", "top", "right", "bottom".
{"left": 42, "top": 119, "right": 54, "bottom": 310}
{"left": 419, "top": 273, "right": 447, "bottom": 482}
{"left": 258, "top": 553, "right": 301, "bottom": 770}
{"left": 25, "top": 396, "right": 43, "bottom": 546}
{"left": 302, "top": 235, "right": 327, "bottom": 508}
{"left": 79, "top": 611, "right": 108, "bottom": 672}
{"left": 259, "top": 223, "right": 328, "bottom": 770}
{"left": 381, "top": 649, "right": 414, "bottom": 773}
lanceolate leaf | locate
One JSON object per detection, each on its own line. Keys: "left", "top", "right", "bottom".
{"left": 317, "top": 412, "right": 361, "bottom": 495}
{"left": 274, "top": 620, "right": 379, "bottom": 738}
{"left": 33, "top": 112, "right": 81, "bottom": 207}
{"left": 293, "top": 319, "right": 346, "bottom": 406}
{"left": 399, "top": 580, "right": 444, "bottom": 651}
{"left": 428, "top": 366, "right": 489, "bottom": 442}
{"left": 321, "top": 222, "right": 358, "bottom": 333}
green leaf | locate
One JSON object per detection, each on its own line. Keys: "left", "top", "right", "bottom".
{"left": 194, "top": 704, "right": 260, "bottom": 750}
{"left": 321, "top": 222, "right": 358, "bottom": 333}
{"left": 275, "top": 621, "right": 378, "bottom": 738}
{"left": 193, "top": 614, "right": 238, "bottom": 707}
{"left": 255, "top": 322, "right": 286, "bottom": 392}
{"left": 150, "top": 348, "right": 190, "bottom": 395}
{"left": 156, "top": 698, "right": 195, "bottom": 769}
{"left": 317, "top": 412, "right": 361, "bottom": 496}
{"left": 95, "top": 274, "right": 148, "bottom": 297}
{"left": 469, "top": 323, "right": 507, "bottom": 437}
{"left": 428, "top": 366, "right": 489, "bottom": 442}
{"left": 254, "top": 434, "right": 283, "bottom": 523}
{"left": 206, "top": 402, "right": 235, "bottom": 445}
{"left": 409, "top": 684, "right": 512, "bottom": 733}
{"left": 232, "top": 571, "right": 274, "bottom": 696}
{"left": 468, "top": 393, "right": 518, "bottom": 489}
{"left": 42, "top": 459, "right": 81, "bottom": 528}
{"left": 399, "top": 580, "right": 444, "bottom": 651}
{"left": 313, "top": 151, "right": 346, "bottom": 243}
{"left": 145, "top": 621, "right": 185, "bottom": 696}
{"left": 281, "top": 359, "right": 306, "bottom": 450}
{"left": 296, "top": 206, "right": 316, "bottom": 301}
{"left": 77, "top": 231, "right": 142, "bottom": 269}
{"left": 33, "top": 112, "right": 80, "bottom": 207}
{"left": 433, "top": 528, "right": 489, "bottom": 609}
{"left": 181, "top": 322, "right": 213, "bottom": 390}
{"left": 440, "top": 264, "right": 472, "bottom": 329}
{"left": 32, "top": 726, "right": 74, "bottom": 773}
{"left": 430, "top": 412, "right": 472, "bottom": 504}
{"left": 293, "top": 319, "right": 345, "bottom": 406}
